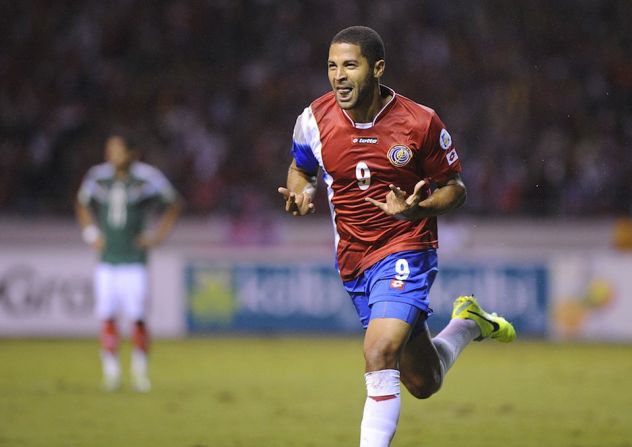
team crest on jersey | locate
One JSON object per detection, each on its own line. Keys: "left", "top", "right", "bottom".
{"left": 387, "top": 145, "right": 413, "bottom": 167}
{"left": 439, "top": 128, "right": 452, "bottom": 150}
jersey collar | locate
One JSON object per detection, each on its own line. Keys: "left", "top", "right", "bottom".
{"left": 341, "top": 85, "right": 396, "bottom": 129}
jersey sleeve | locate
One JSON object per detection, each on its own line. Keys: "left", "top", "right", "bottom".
{"left": 77, "top": 166, "right": 100, "bottom": 205}
{"left": 418, "top": 112, "right": 462, "bottom": 184}
{"left": 129, "top": 162, "right": 178, "bottom": 205}
{"left": 144, "top": 166, "right": 179, "bottom": 204}
{"left": 290, "top": 107, "right": 320, "bottom": 175}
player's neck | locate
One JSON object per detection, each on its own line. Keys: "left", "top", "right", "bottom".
{"left": 114, "top": 168, "right": 130, "bottom": 179}
{"left": 347, "top": 84, "right": 391, "bottom": 124}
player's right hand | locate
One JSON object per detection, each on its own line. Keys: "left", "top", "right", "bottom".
{"left": 92, "top": 236, "right": 105, "bottom": 252}
{"left": 277, "top": 187, "right": 315, "bottom": 216}
{"left": 365, "top": 179, "right": 429, "bottom": 221}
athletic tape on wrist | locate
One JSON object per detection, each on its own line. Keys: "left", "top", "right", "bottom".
{"left": 82, "top": 224, "right": 100, "bottom": 244}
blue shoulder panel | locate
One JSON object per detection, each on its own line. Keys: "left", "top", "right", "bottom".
{"left": 291, "top": 141, "right": 319, "bottom": 174}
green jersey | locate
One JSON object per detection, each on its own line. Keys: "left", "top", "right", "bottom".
{"left": 78, "top": 161, "right": 178, "bottom": 264}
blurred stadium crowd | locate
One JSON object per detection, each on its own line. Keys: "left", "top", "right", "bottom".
{"left": 1, "top": 0, "right": 631, "bottom": 217}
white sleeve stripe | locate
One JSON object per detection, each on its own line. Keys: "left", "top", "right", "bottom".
{"left": 303, "top": 107, "right": 324, "bottom": 169}
{"left": 131, "top": 162, "right": 178, "bottom": 202}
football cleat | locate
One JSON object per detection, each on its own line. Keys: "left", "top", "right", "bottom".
{"left": 102, "top": 372, "right": 122, "bottom": 392}
{"left": 131, "top": 372, "right": 151, "bottom": 393}
{"left": 452, "top": 295, "right": 516, "bottom": 342}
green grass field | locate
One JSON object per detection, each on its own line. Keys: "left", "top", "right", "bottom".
{"left": 1, "top": 338, "right": 631, "bottom": 447}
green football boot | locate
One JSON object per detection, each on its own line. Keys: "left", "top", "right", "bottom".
{"left": 452, "top": 295, "right": 516, "bottom": 342}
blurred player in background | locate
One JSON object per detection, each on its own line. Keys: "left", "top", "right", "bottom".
{"left": 278, "top": 26, "right": 516, "bottom": 446}
{"left": 76, "top": 132, "right": 182, "bottom": 392}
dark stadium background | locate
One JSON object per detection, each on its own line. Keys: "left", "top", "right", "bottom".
{"left": 1, "top": 0, "right": 631, "bottom": 218}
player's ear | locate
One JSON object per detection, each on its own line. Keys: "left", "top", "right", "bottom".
{"left": 373, "top": 59, "right": 385, "bottom": 79}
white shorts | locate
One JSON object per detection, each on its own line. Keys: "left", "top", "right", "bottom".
{"left": 94, "top": 263, "right": 149, "bottom": 321}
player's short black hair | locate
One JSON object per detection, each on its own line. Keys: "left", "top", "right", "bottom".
{"left": 331, "top": 26, "right": 385, "bottom": 67}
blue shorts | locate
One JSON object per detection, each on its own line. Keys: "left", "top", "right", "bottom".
{"left": 343, "top": 250, "right": 438, "bottom": 331}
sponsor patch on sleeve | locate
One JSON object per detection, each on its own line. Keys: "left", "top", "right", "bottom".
{"left": 446, "top": 148, "right": 459, "bottom": 165}
{"left": 390, "top": 279, "right": 405, "bottom": 290}
{"left": 439, "top": 128, "right": 452, "bottom": 150}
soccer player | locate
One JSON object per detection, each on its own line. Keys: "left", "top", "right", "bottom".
{"left": 278, "top": 26, "right": 516, "bottom": 446}
{"left": 76, "top": 132, "right": 182, "bottom": 392}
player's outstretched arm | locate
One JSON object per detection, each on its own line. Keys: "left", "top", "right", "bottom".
{"left": 278, "top": 160, "right": 317, "bottom": 217}
{"left": 366, "top": 174, "right": 466, "bottom": 221}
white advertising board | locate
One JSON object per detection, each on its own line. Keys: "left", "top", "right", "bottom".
{"left": 2, "top": 223, "right": 631, "bottom": 341}
{"left": 550, "top": 254, "right": 632, "bottom": 341}
{"left": 0, "top": 247, "right": 185, "bottom": 338}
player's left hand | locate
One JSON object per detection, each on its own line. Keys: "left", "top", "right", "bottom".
{"left": 136, "top": 233, "right": 161, "bottom": 249}
{"left": 365, "top": 179, "right": 427, "bottom": 220}
{"left": 277, "top": 187, "right": 316, "bottom": 216}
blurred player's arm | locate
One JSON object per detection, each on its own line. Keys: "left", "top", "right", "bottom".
{"left": 366, "top": 174, "right": 466, "bottom": 221}
{"left": 137, "top": 198, "right": 183, "bottom": 248}
{"left": 75, "top": 200, "right": 104, "bottom": 251}
{"left": 277, "top": 160, "right": 317, "bottom": 216}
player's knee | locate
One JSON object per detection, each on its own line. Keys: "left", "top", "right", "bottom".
{"left": 408, "top": 381, "right": 441, "bottom": 400}
{"left": 402, "top": 371, "right": 443, "bottom": 400}
{"left": 411, "top": 383, "right": 441, "bottom": 399}
{"left": 364, "top": 340, "right": 401, "bottom": 371}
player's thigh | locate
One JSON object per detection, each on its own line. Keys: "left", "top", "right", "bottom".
{"left": 116, "top": 264, "right": 149, "bottom": 321}
{"left": 364, "top": 249, "right": 437, "bottom": 358}
{"left": 347, "top": 276, "right": 420, "bottom": 370}
{"left": 94, "top": 263, "right": 119, "bottom": 320}
{"left": 364, "top": 316, "right": 412, "bottom": 371}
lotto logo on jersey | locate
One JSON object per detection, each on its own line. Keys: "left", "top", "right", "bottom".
{"left": 387, "top": 145, "right": 413, "bottom": 167}
{"left": 446, "top": 148, "right": 459, "bottom": 165}
{"left": 390, "top": 279, "right": 405, "bottom": 289}
{"left": 352, "top": 137, "right": 378, "bottom": 144}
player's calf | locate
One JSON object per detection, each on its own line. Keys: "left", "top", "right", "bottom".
{"left": 400, "top": 365, "right": 443, "bottom": 399}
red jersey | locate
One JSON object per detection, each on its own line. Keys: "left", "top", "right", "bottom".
{"left": 291, "top": 86, "right": 462, "bottom": 281}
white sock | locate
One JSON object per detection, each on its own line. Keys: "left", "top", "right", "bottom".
{"left": 432, "top": 318, "right": 479, "bottom": 376}
{"left": 360, "top": 369, "right": 401, "bottom": 447}
{"left": 101, "top": 351, "right": 119, "bottom": 375}
{"left": 131, "top": 349, "right": 148, "bottom": 377}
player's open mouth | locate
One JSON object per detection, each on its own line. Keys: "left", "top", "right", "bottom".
{"left": 336, "top": 87, "right": 352, "bottom": 100}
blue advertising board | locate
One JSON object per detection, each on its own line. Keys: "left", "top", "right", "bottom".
{"left": 428, "top": 263, "right": 549, "bottom": 335}
{"left": 185, "top": 260, "right": 548, "bottom": 336}
{"left": 185, "top": 262, "right": 360, "bottom": 333}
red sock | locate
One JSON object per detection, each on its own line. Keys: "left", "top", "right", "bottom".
{"left": 132, "top": 320, "right": 150, "bottom": 353}
{"left": 101, "top": 319, "right": 119, "bottom": 353}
